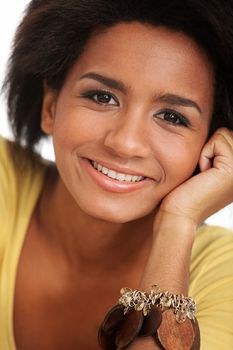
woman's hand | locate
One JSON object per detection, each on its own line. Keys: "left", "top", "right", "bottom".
{"left": 159, "top": 127, "right": 233, "bottom": 227}
{"left": 132, "top": 128, "right": 233, "bottom": 350}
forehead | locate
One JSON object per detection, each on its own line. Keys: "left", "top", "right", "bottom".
{"left": 66, "top": 22, "right": 215, "bottom": 115}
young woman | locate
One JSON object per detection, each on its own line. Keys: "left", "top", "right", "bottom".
{"left": 1, "top": 1, "right": 233, "bottom": 349}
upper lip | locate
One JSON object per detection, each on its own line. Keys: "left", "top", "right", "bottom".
{"left": 87, "top": 158, "right": 152, "bottom": 179}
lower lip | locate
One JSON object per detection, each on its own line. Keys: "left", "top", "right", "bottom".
{"left": 80, "top": 158, "right": 154, "bottom": 193}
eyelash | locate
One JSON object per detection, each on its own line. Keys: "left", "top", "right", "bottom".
{"left": 80, "top": 89, "right": 119, "bottom": 106}
{"left": 80, "top": 90, "right": 190, "bottom": 127}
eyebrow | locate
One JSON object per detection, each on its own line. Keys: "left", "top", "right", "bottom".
{"left": 79, "top": 72, "right": 127, "bottom": 94}
{"left": 78, "top": 72, "right": 202, "bottom": 114}
{"left": 156, "top": 93, "right": 202, "bottom": 115}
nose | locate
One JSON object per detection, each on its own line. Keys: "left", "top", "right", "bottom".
{"left": 103, "top": 108, "right": 151, "bottom": 159}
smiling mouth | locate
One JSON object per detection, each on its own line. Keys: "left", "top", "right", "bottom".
{"left": 89, "top": 159, "right": 146, "bottom": 183}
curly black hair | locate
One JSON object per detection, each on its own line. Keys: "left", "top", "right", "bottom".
{"left": 2, "top": 0, "right": 233, "bottom": 151}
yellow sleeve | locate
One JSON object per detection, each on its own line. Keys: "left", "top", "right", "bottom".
{"left": 0, "top": 137, "right": 11, "bottom": 213}
{"left": 0, "top": 136, "right": 46, "bottom": 350}
{"left": 0, "top": 137, "right": 16, "bottom": 260}
{"left": 189, "top": 225, "right": 233, "bottom": 350}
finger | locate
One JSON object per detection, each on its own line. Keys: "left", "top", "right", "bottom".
{"left": 199, "top": 128, "right": 233, "bottom": 172}
{"left": 199, "top": 154, "right": 212, "bottom": 172}
{"left": 214, "top": 127, "right": 233, "bottom": 150}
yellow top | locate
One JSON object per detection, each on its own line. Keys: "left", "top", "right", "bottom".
{"left": 0, "top": 136, "right": 233, "bottom": 350}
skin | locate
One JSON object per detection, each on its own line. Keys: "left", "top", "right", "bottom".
{"left": 13, "top": 23, "right": 233, "bottom": 350}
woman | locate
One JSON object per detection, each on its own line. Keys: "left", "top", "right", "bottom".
{"left": 1, "top": 0, "right": 233, "bottom": 349}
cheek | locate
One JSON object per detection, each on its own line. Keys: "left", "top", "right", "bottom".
{"left": 51, "top": 106, "right": 105, "bottom": 183}
{"left": 53, "top": 104, "right": 104, "bottom": 146}
{"left": 154, "top": 137, "right": 203, "bottom": 188}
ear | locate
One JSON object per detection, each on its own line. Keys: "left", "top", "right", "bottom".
{"left": 41, "top": 81, "right": 57, "bottom": 135}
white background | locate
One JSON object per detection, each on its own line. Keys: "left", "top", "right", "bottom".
{"left": 0, "top": 0, "right": 232, "bottom": 229}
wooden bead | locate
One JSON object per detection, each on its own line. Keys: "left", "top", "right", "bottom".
{"left": 191, "top": 319, "right": 201, "bottom": 350}
{"left": 157, "top": 309, "right": 195, "bottom": 350}
{"left": 98, "top": 327, "right": 116, "bottom": 350}
{"left": 101, "top": 305, "right": 125, "bottom": 334}
{"left": 115, "top": 309, "right": 144, "bottom": 349}
{"left": 139, "top": 306, "right": 162, "bottom": 337}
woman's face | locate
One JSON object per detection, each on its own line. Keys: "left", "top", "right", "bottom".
{"left": 42, "top": 22, "right": 214, "bottom": 223}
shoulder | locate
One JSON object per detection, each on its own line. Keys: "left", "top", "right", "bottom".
{"left": 190, "top": 224, "right": 233, "bottom": 349}
{"left": 0, "top": 135, "right": 13, "bottom": 181}
{"left": 0, "top": 135, "right": 47, "bottom": 198}
{"left": 191, "top": 224, "right": 233, "bottom": 264}
{"left": 0, "top": 135, "right": 47, "bottom": 258}
{"left": 190, "top": 224, "right": 233, "bottom": 297}
{"left": 0, "top": 136, "right": 16, "bottom": 210}
{"left": 190, "top": 224, "right": 233, "bottom": 292}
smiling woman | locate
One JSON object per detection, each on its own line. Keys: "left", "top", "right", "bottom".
{"left": 0, "top": 1, "right": 233, "bottom": 350}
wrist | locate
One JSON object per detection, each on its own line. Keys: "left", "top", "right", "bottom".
{"left": 138, "top": 211, "right": 197, "bottom": 295}
{"left": 153, "top": 210, "right": 198, "bottom": 243}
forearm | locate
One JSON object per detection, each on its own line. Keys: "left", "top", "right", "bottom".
{"left": 126, "top": 212, "right": 197, "bottom": 350}
{"left": 139, "top": 212, "right": 196, "bottom": 294}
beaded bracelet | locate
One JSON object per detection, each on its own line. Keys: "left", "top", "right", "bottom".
{"left": 98, "top": 285, "right": 200, "bottom": 350}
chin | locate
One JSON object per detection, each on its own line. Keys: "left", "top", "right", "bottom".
{"left": 77, "top": 199, "right": 158, "bottom": 224}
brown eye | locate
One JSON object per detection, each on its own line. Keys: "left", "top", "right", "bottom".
{"left": 163, "top": 112, "right": 180, "bottom": 123}
{"left": 81, "top": 90, "right": 119, "bottom": 106}
{"left": 154, "top": 110, "right": 190, "bottom": 127}
{"left": 94, "top": 93, "right": 113, "bottom": 104}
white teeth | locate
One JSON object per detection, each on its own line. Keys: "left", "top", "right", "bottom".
{"left": 102, "top": 166, "right": 108, "bottom": 174}
{"left": 91, "top": 160, "right": 145, "bottom": 182}
{"left": 125, "top": 174, "right": 133, "bottom": 182}
{"left": 108, "top": 170, "right": 117, "bottom": 179}
{"left": 116, "top": 173, "right": 126, "bottom": 181}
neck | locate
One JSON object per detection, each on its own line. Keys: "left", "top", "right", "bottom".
{"left": 36, "top": 167, "right": 155, "bottom": 274}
